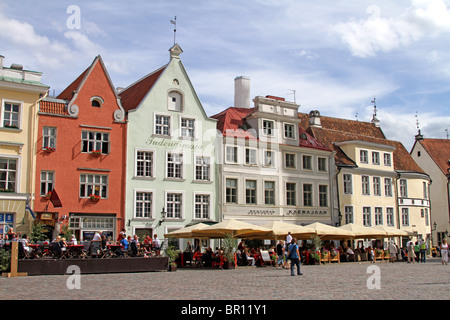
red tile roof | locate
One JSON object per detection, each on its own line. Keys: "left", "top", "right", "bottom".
{"left": 298, "top": 112, "right": 425, "bottom": 173}
{"left": 418, "top": 138, "right": 450, "bottom": 175}
{"left": 57, "top": 66, "right": 90, "bottom": 101}
{"left": 119, "top": 65, "right": 167, "bottom": 112}
{"left": 211, "top": 107, "right": 256, "bottom": 139}
{"left": 39, "top": 100, "right": 69, "bottom": 116}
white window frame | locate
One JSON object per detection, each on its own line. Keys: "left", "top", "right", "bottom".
{"left": 42, "top": 126, "right": 57, "bottom": 150}
{"left": 362, "top": 175, "right": 370, "bottom": 195}
{"left": 263, "top": 149, "right": 275, "bottom": 167}
{"left": 194, "top": 155, "right": 211, "bottom": 182}
{"left": 386, "top": 207, "right": 395, "bottom": 226}
{"left": 166, "top": 152, "right": 184, "bottom": 180}
{"left": 81, "top": 130, "right": 110, "bottom": 154}
{"left": 1, "top": 99, "right": 22, "bottom": 129}
{"left": 193, "top": 192, "right": 212, "bottom": 220}
{"left": 384, "top": 178, "right": 393, "bottom": 197}
{"left": 373, "top": 177, "right": 381, "bottom": 196}
{"left": 363, "top": 207, "right": 371, "bottom": 226}
{"left": 79, "top": 173, "right": 109, "bottom": 199}
{"left": 0, "top": 156, "right": 19, "bottom": 192}
{"left": 40, "top": 171, "right": 54, "bottom": 196}
{"left": 286, "top": 182, "right": 296, "bottom": 206}
{"left": 360, "top": 149, "right": 368, "bottom": 164}
{"left": 180, "top": 117, "right": 196, "bottom": 139}
{"left": 372, "top": 151, "right": 380, "bottom": 165}
{"left": 383, "top": 153, "right": 391, "bottom": 166}
{"left": 284, "top": 152, "right": 296, "bottom": 169}
{"left": 374, "top": 207, "right": 383, "bottom": 225}
{"left": 343, "top": 174, "right": 353, "bottom": 195}
{"left": 283, "top": 122, "right": 296, "bottom": 139}
{"left": 134, "top": 189, "right": 154, "bottom": 219}
{"left": 302, "top": 155, "right": 312, "bottom": 170}
{"left": 262, "top": 119, "right": 275, "bottom": 136}
{"left": 225, "top": 145, "right": 238, "bottom": 164}
{"left": 165, "top": 191, "right": 184, "bottom": 219}
{"left": 154, "top": 113, "right": 171, "bottom": 136}
{"left": 344, "top": 206, "right": 354, "bottom": 224}
{"left": 245, "top": 148, "right": 257, "bottom": 166}
{"left": 135, "top": 149, "right": 154, "bottom": 179}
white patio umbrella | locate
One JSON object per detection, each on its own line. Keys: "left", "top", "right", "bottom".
{"left": 305, "top": 222, "right": 355, "bottom": 240}
{"left": 237, "top": 221, "right": 317, "bottom": 240}
{"left": 338, "top": 223, "right": 388, "bottom": 239}
{"left": 164, "top": 222, "right": 210, "bottom": 239}
{"left": 372, "top": 225, "right": 413, "bottom": 237}
{"left": 190, "top": 219, "right": 271, "bottom": 239}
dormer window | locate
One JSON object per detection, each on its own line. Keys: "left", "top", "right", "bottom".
{"left": 168, "top": 91, "right": 183, "bottom": 111}
{"left": 90, "top": 96, "right": 104, "bottom": 108}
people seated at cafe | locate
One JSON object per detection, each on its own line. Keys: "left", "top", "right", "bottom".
{"left": 152, "top": 234, "right": 160, "bottom": 251}
{"left": 68, "top": 234, "right": 78, "bottom": 245}
{"left": 19, "top": 234, "right": 32, "bottom": 253}
{"left": 202, "top": 247, "right": 213, "bottom": 267}
{"left": 244, "top": 248, "right": 256, "bottom": 266}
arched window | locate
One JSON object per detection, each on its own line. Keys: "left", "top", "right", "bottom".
{"left": 90, "top": 96, "right": 104, "bottom": 108}
{"left": 168, "top": 91, "right": 182, "bottom": 111}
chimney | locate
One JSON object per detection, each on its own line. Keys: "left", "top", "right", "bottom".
{"left": 415, "top": 129, "right": 424, "bottom": 141}
{"left": 309, "top": 110, "right": 322, "bottom": 127}
{"left": 234, "top": 76, "right": 250, "bottom": 108}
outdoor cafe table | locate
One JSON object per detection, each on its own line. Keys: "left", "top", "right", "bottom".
{"left": 107, "top": 244, "right": 124, "bottom": 257}
{"left": 66, "top": 245, "right": 86, "bottom": 258}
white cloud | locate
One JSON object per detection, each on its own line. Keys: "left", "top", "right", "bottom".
{"left": 336, "top": 0, "right": 450, "bottom": 57}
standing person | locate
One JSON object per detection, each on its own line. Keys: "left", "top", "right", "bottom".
{"left": 389, "top": 240, "right": 398, "bottom": 263}
{"left": 407, "top": 239, "right": 415, "bottom": 263}
{"left": 153, "top": 234, "right": 161, "bottom": 252}
{"left": 419, "top": 239, "right": 428, "bottom": 263}
{"left": 288, "top": 238, "right": 302, "bottom": 276}
{"left": 276, "top": 240, "right": 285, "bottom": 268}
{"left": 440, "top": 239, "right": 448, "bottom": 265}
{"left": 283, "top": 232, "right": 292, "bottom": 269}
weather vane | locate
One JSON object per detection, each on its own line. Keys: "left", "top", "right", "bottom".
{"left": 371, "top": 97, "right": 377, "bottom": 118}
{"left": 170, "top": 16, "right": 177, "bottom": 45}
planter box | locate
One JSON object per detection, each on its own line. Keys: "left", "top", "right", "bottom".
{"left": 17, "top": 257, "right": 169, "bottom": 276}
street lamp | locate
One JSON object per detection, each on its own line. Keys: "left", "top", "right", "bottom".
{"left": 157, "top": 207, "right": 166, "bottom": 227}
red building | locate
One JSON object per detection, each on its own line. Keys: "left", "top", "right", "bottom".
{"left": 33, "top": 56, "right": 127, "bottom": 241}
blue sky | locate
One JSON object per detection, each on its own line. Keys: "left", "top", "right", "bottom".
{"left": 1, "top": 0, "right": 449, "bottom": 150}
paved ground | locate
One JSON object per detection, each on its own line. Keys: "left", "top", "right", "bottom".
{"left": 1, "top": 258, "right": 449, "bottom": 302}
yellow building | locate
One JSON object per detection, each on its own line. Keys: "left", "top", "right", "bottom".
{"left": 299, "top": 110, "right": 431, "bottom": 247}
{"left": 0, "top": 55, "right": 49, "bottom": 237}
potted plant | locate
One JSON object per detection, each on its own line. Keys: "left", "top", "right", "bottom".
{"left": 166, "top": 244, "right": 179, "bottom": 271}
{"left": 43, "top": 191, "right": 52, "bottom": 199}
{"left": 89, "top": 194, "right": 101, "bottom": 201}
{"left": 30, "top": 223, "right": 47, "bottom": 243}
{"left": 222, "top": 232, "right": 237, "bottom": 269}
{"left": 91, "top": 150, "right": 102, "bottom": 156}
{"left": 43, "top": 147, "right": 56, "bottom": 153}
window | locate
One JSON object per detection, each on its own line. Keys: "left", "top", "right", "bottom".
{"left": 286, "top": 183, "right": 296, "bottom": 206}
{"left": 263, "top": 150, "right": 275, "bottom": 167}
{"left": 400, "top": 179, "right": 408, "bottom": 197}
{"left": 373, "top": 177, "right": 381, "bottom": 196}
{"left": 344, "top": 206, "right": 354, "bottom": 224}
{"left": 43, "top": 127, "right": 57, "bottom": 150}
{"left": 362, "top": 176, "right": 370, "bottom": 195}
{"left": 285, "top": 153, "right": 296, "bottom": 169}
{"left": 319, "top": 185, "right": 328, "bottom": 207}
{"left": 343, "top": 174, "right": 353, "bottom": 194}
{"left": 284, "top": 123, "right": 295, "bottom": 139}
{"left": 303, "top": 184, "right": 313, "bottom": 206}
{"left": 384, "top": 153, "right": 391, "bottom": 166}
{"left": 2, "top": 101, "right": 20, "bottom": 128}
{"left": 318, "top": 157, "right": 327, "bottom": 172}
{"left": 91, "top": 100, "right": 101, "bottom": 107}
{"left": 401, "top": 208, "right": 409, "bottom": 226}
{"left": 81, "top": 131, "right": 110, "bottom": 154}
{"left": 79, "top": 174, "right": 108, "bottom": 199}
{"left": 263, "top": 120, "right": 274, "bottom": 136}
{"left": 168, "top": 91, "right": 182, "bottom": 111}
{"left": 384, "top": 178, "right": 393, "bottom": 197}
{"left": 363, "top": 207, "right": 371, "bottom": 226}
{"left": 40, "top": 171, "right": 54, "bottom": 196}
{"left": 246, "top": 180, "right": 257, "bottom": 204}
{"left": 195, "top": 194, "right": 210, "bottom": 219}
{"left": 167, "top": 153, "right": 183, "bottom": 179}
{"left": 136, "top": 151, "right": 153, "bottom": 178}
{"left": 0, "top": 158, "right": 17, "bottom": 192}
{"left": 423, "top": 182, "right": 428, "bottom": 199}
{"left": 302, "top": 155, "right": 312, "bottom": 170}
{"left": 264, "top": 181, "right": 275, "bottom": 205}
{"left": 386, "top": 207, "right": 394, "bottom": 226}
{"left": 226, "top": 179, "right": 237, "bottom": 203}
{"left": 245, "top": 148, "right": 257, "bottom": 165}
{"left": 181, "top": 118, "right": 195, "bottom": 138}
{"left": 135, "top": 191, "right": 152, "bottom": 218}
{"left": 375, "top": 207, "right": 383, "bottom": 225}
{"left": 372, "top": 152, "right": 380, "bottom": 165}
{"left": 424, "top": 208, "right": 429, "bottom": 226}
{"left": 226, "top": 146, "right": 238, "bottom": 163}
{"left": 360, "top": 150, "right": 368, "bottom": 163}
{"left": 166, "top": 193, "right": 182, "bottom": 218}
{"left": 195, "top": 156, "right": 210, "bottom": 181}
{"left": 155, "top": 115, "right": 170, "bottom": 136}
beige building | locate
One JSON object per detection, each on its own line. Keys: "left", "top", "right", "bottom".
{"left": 411, "top": 135, "right": 450, "bottom": 245}
{"left": 0, "top": 55, "right": 49, "bottom": 237}
{"left": 298, "top": 110, "right": 431, "bottom": 246}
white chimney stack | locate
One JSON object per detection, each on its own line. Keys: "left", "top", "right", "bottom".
{"left": 234, "top": 76, "right": 250, "bottom": 108}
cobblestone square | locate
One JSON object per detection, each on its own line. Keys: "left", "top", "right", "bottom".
{"left": 1, "top": 258, "right": 449, "bottom": 301}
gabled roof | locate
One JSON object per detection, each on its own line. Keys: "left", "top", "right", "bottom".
{"left": 211, "top": 107, "right": 256, "bottom": 139}
{"left": 57, "top": 67, "right": 90, "bottom": 101}
{"left": 417, "top": 138, "right": 450, "bottom": 175}
{"left": 298, "top": 112, "right": 425, "bottom": 174}
{"left": 119, "top": 64, "right": 167, "bottom": 112}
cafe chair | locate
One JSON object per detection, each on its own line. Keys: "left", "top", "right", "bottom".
{"left": 18, "top": 241, "right": 31, "bottom": 259}
{"left": 212, "top": 254, "right": 225, "bottom": 269}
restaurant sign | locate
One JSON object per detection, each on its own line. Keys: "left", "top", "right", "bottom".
{"left": 246, "top": 209, "right": 329, "bottom": 216}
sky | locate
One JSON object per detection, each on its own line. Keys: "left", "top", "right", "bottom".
{"left": 1, "top": 0, "right": 449, "bottom": 150}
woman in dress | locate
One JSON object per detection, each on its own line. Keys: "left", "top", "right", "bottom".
{"left": 440, "top": 239, "right": 448, "bottom": 265}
